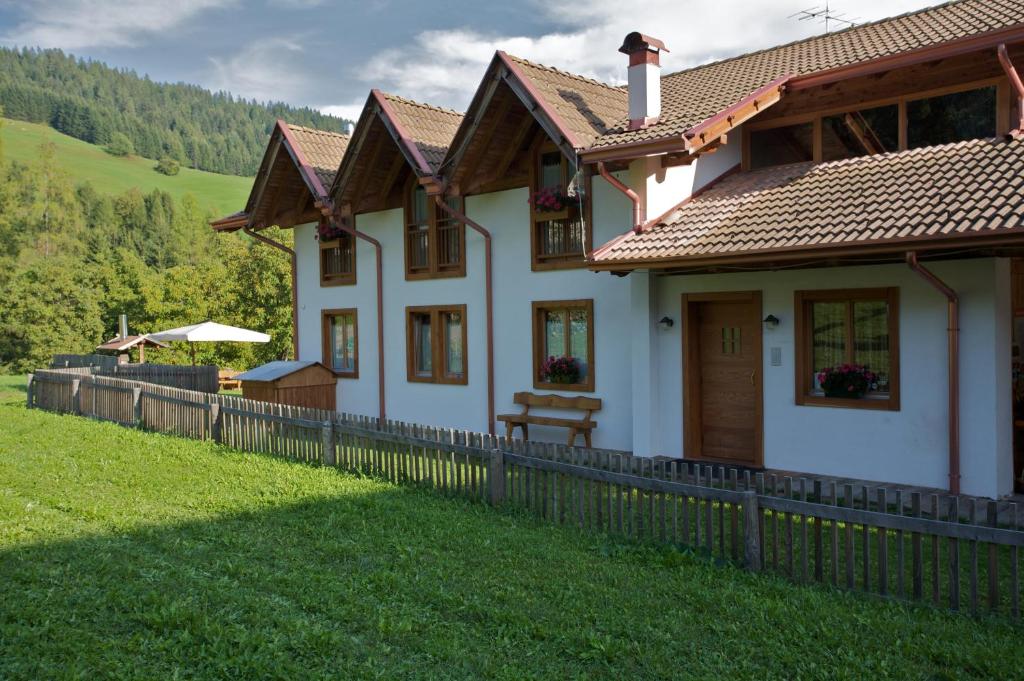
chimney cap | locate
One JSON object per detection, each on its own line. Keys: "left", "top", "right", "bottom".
{"left": 619, "top": 32, "right": 669, "bottom": 56}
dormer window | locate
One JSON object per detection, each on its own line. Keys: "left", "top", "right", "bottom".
{"left": 529, "top": 141, "right": 591, "bottom": 271}
{"left": 404, "top": 182, "right": 466, "bottom": 280}
{"left": 746, "top": 80, "right": 1003, "bottom": 171}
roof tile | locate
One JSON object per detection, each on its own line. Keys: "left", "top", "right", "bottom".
{"left": 380, "top": 93, "right": 464, "bottom": 173}
{"left": 283, "top": 123, "right": 350, "bottom": 192}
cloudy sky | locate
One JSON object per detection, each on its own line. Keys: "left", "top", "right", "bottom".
{"left": 0, "top": 0, "right": 938, "bottom": 120}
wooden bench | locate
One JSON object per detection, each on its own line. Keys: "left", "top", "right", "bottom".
{"left": 497, "top": 392, "right": 602, "bottom": 447}
{"left": 218, "top": 369, "right": 241, "bottom": 391}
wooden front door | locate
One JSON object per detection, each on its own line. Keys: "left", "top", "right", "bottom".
{"left": 682, "top": 292, "right": 763, "bottom": 466}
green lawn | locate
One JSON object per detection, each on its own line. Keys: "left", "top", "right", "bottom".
{"left": 0, "top": 118, "right": 252, "bottom": 213}
{"left": 0, "top": 374, "right": 1019, "bottom": 679}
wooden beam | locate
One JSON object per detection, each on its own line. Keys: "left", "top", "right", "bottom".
{"left": 459, "top": 94, "right": 515, "bottom": 190}
{"left": 350, "top": 126, "right": 388, "bottom": 214}
{"left": 377, "top": 150, "right": 408, "bottom": 207}
{"left": 486, "top": 112, "right": 535, "bottom": 184}
{"left": 686, "top": 77, "right": 787, "bottom": 153}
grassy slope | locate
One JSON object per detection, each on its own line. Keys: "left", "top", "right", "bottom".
{"left": 0, "top": 118, "right": 252, "bottom": 214}
{"left": 0, "top": 375, "right": 1018, "bottom": 680}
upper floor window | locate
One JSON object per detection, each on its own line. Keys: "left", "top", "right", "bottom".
{"left": 406, "top": 305, "right": 467, "bottom": 384}
{"left": 747, "top": 80, "right": 1003, "bottom": 171}
{"left": 404, "top": 183, "right": 465, "bottom": 280}
{"left": 320, "top": 233, "right": 355, "bottom": 286}
{"left": 529, "top": 142, "right": 591, "bottom": 271}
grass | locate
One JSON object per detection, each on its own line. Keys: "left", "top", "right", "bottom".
{"left": 0, "top": 375, "right": 1021, "bottom": 679}
{"left": 0, "top": 118, "right": 252, "bottom": 213}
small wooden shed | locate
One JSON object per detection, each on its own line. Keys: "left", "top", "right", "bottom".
{"left": 235, "top": 361, "right": 337, "bottom": 411}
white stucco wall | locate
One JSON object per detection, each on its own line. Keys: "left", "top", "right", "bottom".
{"left": 642, "top": 258, "right": 1012, "bottom": 498}
{"left": 293, "top": 170, "right": 637, "bottom": 450}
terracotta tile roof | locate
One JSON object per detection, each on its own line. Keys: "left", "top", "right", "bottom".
{"left": 282, "top": 123, "right": 349, "bottom": 192}
{"left": 591, "top": 0, "right": 1024, "bottom": 149}
{"left": 504, "top": 54, "right": 629, "bottom": 149}
{"left": 591, "top": 137, "right": 1024, "bottom": 266}
{"left": 379, "top": 93, "right": 464, "bottom": 173}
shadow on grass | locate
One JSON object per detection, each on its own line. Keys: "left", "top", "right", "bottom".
{"left": 1, "top": 473, "right": 1020, "bottom": 681}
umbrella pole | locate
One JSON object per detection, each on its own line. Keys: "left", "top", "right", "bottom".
{"left": 190, "top": 344, "right": 196, "bottom": 366}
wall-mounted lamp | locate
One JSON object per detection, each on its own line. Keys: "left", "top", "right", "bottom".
{"left": 658, "top": 316, "right": 675, "bottom": 329}
{"left": 763, "top": 314, "right": 780, "bottom": 330}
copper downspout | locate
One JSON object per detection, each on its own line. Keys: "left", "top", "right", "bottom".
{"left": 597, "top": 162, "right": 643, "bottom": 233}
{"left": 906, "top": 252, "right": 960, "bottom": 495}
{"left": 331, "top": 214, "right": 387, "bottom": 423}
{"left": 997, "top": 44, "right": 1024, "bottom": 134}
{"left": 434, "top": 195, "right": 495, "bottom": 436}
{"left": 244, "top": 227, "right": 299, "bottom": 360}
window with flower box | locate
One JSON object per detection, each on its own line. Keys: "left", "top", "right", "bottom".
{"left": 532, "top": 299, "right": 594, "bottom": 392}
{"left": 406, "top": 305, "right": 467, "bottom": 384}
{"left": 529, "top": 141, "right": 591, "bottom": 271}
{"left": 316, "top": 221, "right": 356, "bottom": 286}
{"left": 404, "top": 182, "right": 465, "bottom": 280}
{"left": 794, "top": 288, "right": 899, "bottom": 411}
{"left": 321, "top": 308, "right": 358, "bottom": 377}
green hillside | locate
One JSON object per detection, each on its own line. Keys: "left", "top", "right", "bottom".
{"left": 0, "top": 118, "right": 251, "bottom": 214}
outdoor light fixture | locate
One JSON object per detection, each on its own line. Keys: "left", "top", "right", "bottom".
{"left": 658, "top": 316, "right": 675, "bottom": 329}
{"left": 763, "top": 314, "right": 780, "bottom": 330}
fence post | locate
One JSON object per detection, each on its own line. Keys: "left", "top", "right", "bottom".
{"left": 488, "top": 449, "right": 506, "bottom": 506}
{"left": 322, "top": 421, "right": 336, "bottom": 466}
{"left": 209, "top": 403, "right": 222, "bottom": 444}
{"left": 743, "top": 491, "right": 762, "bottom": 571}
{"left": 70, "top": 379, "right": 81, "bottom": 415}
{"left": 25, "top": 374, "right": 34, "bottom": 409}
{"left": 132, "top": 387, "right": 142, "bottom": 427}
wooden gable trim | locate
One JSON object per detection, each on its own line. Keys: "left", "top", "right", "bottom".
{"left": 684, "top": 76, "right": 790, "bottom": 153}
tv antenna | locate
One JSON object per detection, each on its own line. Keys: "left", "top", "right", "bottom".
{"left": 790, "top": 2, "right": 859, "bottom": 33}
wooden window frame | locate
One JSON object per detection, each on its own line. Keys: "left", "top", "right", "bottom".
{"left": 532, "top": 299, "right": 595, "bottom": 393}
{"left": 794, "top": 287, "right": 900, "bottom": 411}
{"left": 319, "top": 235, "right": 356, "bottom": 287}
{"left": 321, "top": 308, "right": 359, "bottom": 378}
{"left": 405, "top": 304, "right": 468, "bottom": 385}
{"left": 743, "top": 77, "right": 1009, "bottom": 171}
{"left": 528, "top": 140, "right": 592, "bottom": 272}
{"left": 403, "top": 179, "right": 466, "bottom": 280}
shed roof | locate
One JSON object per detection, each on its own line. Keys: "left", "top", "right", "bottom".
{"left": 235, "top": 360, "right": 327, "bottom": 382}
{"left": 590, "top": 136, "right": 1024, "bottom": 269}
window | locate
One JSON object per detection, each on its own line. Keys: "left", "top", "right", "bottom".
{"left": 406, "top": 305, "right": 467, "bottom": 384}
{"left": 320, "top": 234, "right": 355, "bottom": 286}
{"left": 746, "top": 80, "right": 1003, "bottom": 170}
{"left": 749, "top": 122, "right": 814, "bottom": 169}
{"left": 821, "top": 104, "right": 899, "bottom": 162}
{"left": 794, "top": 288, "right": 899, "bottom": 410}
{"left": 907, "top": 86, "right": 996, "bottom": 150}
{"left": 532, "top": 299, "right": 594, "bottom": 392}
{"left": 404, "top": 183, "right": 465, "bottom": 280}
{"left": 321, "top": 309, "right": 358, "bottom": 377}
{"left": 529, "top": 142, "right": 591, "bottom": 270}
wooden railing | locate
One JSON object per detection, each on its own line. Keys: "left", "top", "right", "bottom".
{"left": 47, "top": 358, "right": 219, "bottom": 393}
{"left": 25, "top": 369, "right": 1023, "bottom": 621}
{"left": 407, "top": 229, "right": 429, "bottom": 272}
{"left": 436, "top": 222, "right": 462, "bottom": 270}
{"left": 536, "top": 217, "right": 584, "bottom": 260}
{"left": 321, "top": 239, "right": 354, "bottom": 280}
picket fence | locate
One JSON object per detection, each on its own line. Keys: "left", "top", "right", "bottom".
{"left": 25, "top": 369, "right": 1024, "bottom": 621}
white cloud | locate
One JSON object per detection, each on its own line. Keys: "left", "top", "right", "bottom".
{"left": 208, "top": 36, "right": 312, "bottom": 105}
{"left": 343, "top": 0, "right": 935, "bottom": 111}
{"left": 318, "top": 101, "right": 366, "bottom": 123}
{"left": 0, "top": 0, "right": 231, "bottom": 50}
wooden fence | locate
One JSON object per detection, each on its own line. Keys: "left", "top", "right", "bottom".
{"left": 25, "top": 369, "right": 1024, "bottom": 621}
{"left": 48, "top": 356, "right": 219, "bottom": 393}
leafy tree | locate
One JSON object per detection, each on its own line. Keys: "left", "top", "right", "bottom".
{"left": 105, "top": 131, "right": 133, "bottom": 157}
{"left": 154, "top": 157, "right": 180, "bottom": 176}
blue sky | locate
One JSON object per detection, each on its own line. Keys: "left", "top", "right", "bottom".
{"left": 0, "top": 0, "right": 937, "bottom": 120}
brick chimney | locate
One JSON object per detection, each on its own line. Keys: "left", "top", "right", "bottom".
{"left": 619, "top": 32, "right": 668, "bottom": 130}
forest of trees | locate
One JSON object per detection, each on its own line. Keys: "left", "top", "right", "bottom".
{"left": 0, "top": 115, "right": 295, "bottom": 373}
{"left": 0, "top": 47, "right": 350, "bottom": 176}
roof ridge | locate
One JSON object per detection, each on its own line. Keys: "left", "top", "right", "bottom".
{"left": 380, "top": 91, "right": 465, "bottom": 118}
{"left": 504, "top": 52, "right": 627, "bottom": 94}
{"left": 660, "top": 0, "right": 979, "bottom": 81}
{"left": 283, "top": 122, "right": 349, "bottom": 139}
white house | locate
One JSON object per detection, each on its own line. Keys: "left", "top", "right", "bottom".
{"left": 214, "top": 0, "right": 1024, "bottom": 499}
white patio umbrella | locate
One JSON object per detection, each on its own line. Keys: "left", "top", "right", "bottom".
{"left": 148, "top": 321, "right": 270, "bottom": 365}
